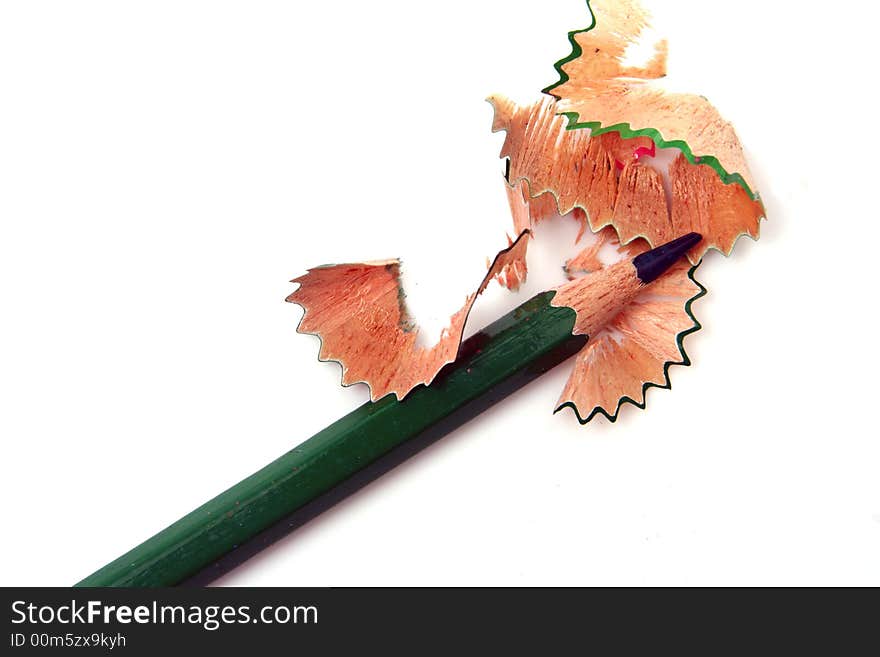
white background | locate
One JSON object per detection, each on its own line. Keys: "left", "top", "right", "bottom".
{"left": 1, "top": 0, "right": 878, "bottom": 586}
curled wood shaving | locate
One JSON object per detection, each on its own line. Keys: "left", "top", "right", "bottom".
{"left": 554, "top": 254, "right": 704, "bottom": 423}
{"left": 490, "top": 95, "right": 763, "bottom": 263}
{"left": 288, "top": 0, "right": 759, "bottom": 422}
{"left": 545, "top": 0, "right": 758, "bottom": 197}
{"left": 287, "top": 233, "right": 530, "bottom": 401}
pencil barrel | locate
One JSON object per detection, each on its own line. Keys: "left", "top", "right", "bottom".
{"left": 75, "top": 292, "right": 584, "bottom": 587}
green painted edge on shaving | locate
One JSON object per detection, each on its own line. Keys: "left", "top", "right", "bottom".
{"left": 541, "top": 0, "right": 759, "bottom": 201}
{"left": 554, "top": 263, "right": 707, "bottom": 424}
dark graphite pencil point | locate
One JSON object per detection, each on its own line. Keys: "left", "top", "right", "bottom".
{"left": 632, "top": 232, "right": 702, "bottom": 284}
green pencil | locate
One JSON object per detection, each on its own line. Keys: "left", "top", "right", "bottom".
{"left": 76, "top": 232, "right": 700, "bottom": 587}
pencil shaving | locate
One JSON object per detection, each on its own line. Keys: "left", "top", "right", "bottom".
{"left": 287, "top": 0, "right": 762, "bottom": 423}
{"left": 546, "top": 0, "right": 758, "bottom": 197}
{"left": 564, "top": 226, "right": 620, "bottom": 276}
{"left": 554, "top": 255, "right": 703, "bottom": 423}
{"left": 489, "top": 95, "right": 763, "bottom": 263}
{"left": 287, "top": 232, "right": 530, "bottom": 402}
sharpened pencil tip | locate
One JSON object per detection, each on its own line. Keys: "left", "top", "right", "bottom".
{"left": 632, "top": 232, "right": 702, "bottom": 284}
